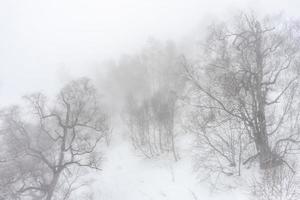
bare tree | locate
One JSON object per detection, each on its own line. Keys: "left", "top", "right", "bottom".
{"left": 184, "top": 12, "right": 300, "bottom": 175}
{"left": 0, "top": 78, "right": 109, "bottom": 200}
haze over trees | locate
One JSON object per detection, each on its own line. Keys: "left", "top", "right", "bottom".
{"left": 184, "top": 13, "right": 300, "bottom": 177}
{"left": 1, "top": 11, "right": 300, "bottom": 200}
{"left": 0, "top": 78, "right": 109, "bottom": 200}
{"left": 108, "top": 40, "right": 185, "bottom": 160}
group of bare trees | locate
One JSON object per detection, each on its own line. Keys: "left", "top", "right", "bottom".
{"left": 106, "top": 12, "right": 300, "bottom": 196}
{"left": 184, "top": 12, "right": 300, "bottom": 193}
{"left": 0, "top": 78, "right": 109, "bottom": 200}
{"left": 1, "top": 10, "right": 300, "bottom": 200}
{"left": 109, "top": 40, "right": 185, "bottom": 160}
{"left": 125, "top": 89, "right": 179, "bottom": 160}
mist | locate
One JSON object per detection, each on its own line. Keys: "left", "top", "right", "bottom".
{"left": 1, "top": 0, "right": 300, "bottom": 200}
{"left": 1, "top": 0, "right": 299, "bottom": 105}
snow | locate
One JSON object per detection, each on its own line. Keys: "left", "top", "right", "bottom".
{"left": 85, "top": 132, "right": 250, "bottom": 200}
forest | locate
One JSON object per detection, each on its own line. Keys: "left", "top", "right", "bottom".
{"left": 1, "top": 8, "right": 300, "bottom": 200}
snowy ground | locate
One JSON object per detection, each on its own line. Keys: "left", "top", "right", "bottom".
{"left": 81, "top": 130, "right": 250, "bottom": 200}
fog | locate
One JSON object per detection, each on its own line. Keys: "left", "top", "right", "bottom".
{"left": 1, "top": 0, "right": 299, "bottom": 106}
{"left": 2, "top": 1, "right": 300, "bottom": 200}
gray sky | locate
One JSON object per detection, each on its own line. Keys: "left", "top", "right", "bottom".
{"left": 1, "top": 0, "right": 300, "bottom": 106}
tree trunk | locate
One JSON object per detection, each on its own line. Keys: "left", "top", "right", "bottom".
{"left": 253, "top": 22, "right": 282, "bottom": 169}
{"left": 45, "top": 172, "right": 60, "bottom": 200}
{"left": 170, "top": 131, "right": 178, "bottom": 162}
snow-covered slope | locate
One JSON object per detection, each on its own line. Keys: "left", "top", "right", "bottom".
{"left": 87, "top": 133, "right": 249, "bottom": 200}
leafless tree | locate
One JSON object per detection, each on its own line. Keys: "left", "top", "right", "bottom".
{"left": 0, "top": 78, "right": 109, "bottom": 200}
{"left": 184, "top": 12, "right": 300, "bottom": 176}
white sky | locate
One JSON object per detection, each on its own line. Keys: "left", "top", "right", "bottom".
{"left": 1, "top": 0, "right": 300, "bottom": 106}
